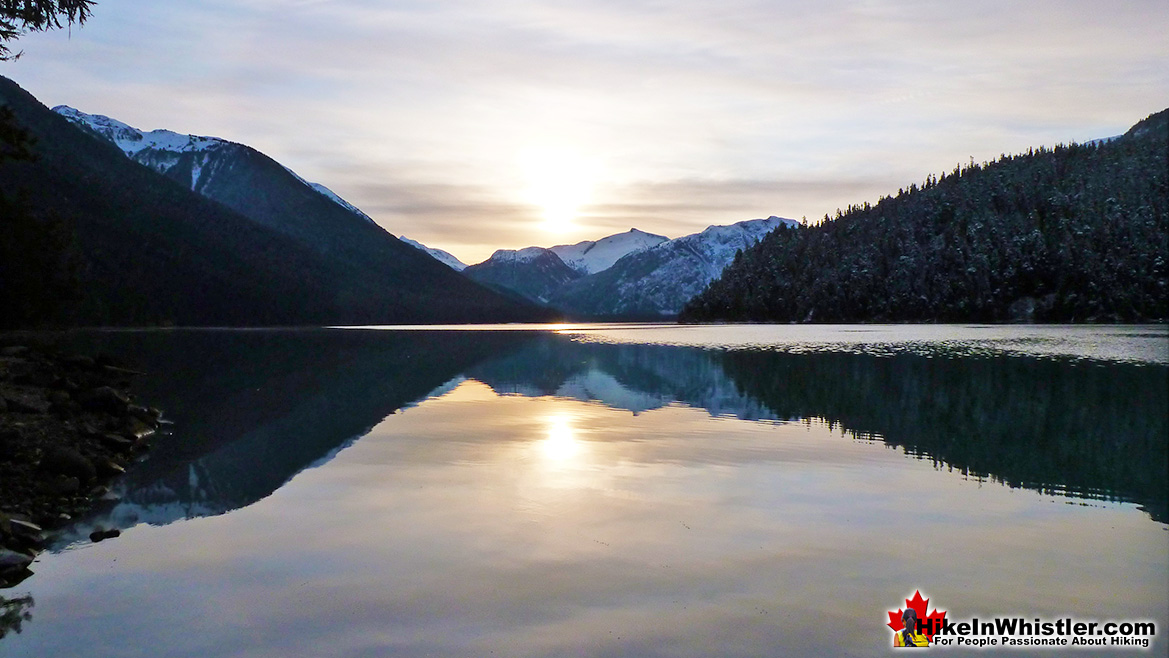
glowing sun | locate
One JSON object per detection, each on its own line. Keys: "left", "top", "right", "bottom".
{"left": 521, "top": 148, "right": 596, "bottom": 232}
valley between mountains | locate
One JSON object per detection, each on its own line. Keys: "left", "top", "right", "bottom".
{"left": 2, "top": 74, "right": 1165, "bottom": 327}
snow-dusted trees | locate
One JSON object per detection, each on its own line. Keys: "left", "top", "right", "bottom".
{"left": 682, "top": 109, "right": 1168, "bottom": 323}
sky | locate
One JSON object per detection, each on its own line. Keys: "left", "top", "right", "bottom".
{"left": 5, "top": 0, "right": 1167, "bottom": 264}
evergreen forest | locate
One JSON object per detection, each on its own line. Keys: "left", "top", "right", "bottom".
{"left": 681, "top": 110, "right": 1168, "bottom": 323}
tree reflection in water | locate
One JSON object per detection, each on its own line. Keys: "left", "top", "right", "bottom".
{"left": 0, "top": 594, "right": 33, "bottom": 640}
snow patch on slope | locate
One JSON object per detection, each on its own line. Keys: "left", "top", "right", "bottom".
{"left": 400, "top": 237, "right": 468, "bottom": 271}
{"left": 53, "top": 105, "right": 228, "bottom": 156}
{"left": 308, "top": 182, "right": 375, "bottom": 224}
{"left": 54, "top": 105, "right": 377, "bottom": 224}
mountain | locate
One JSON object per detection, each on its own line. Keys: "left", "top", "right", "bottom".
{"left": 52, "top": 105, "right": 539, "bottom": 310}
{"left": 462, "top": 247, "right": 582, "bottom": 304}
{"left": 0, "top": 75, "right": 549, "bottom": 327}
{"left": 549, "top": 217, "right": 794, "bottom": 318}
{"left": 399, "top": 236, "right": 468, "bottom": 271}
{"left": 682, "top": 109, "right": 1169, "bottom": 323}
{"left": 51, "top": 105, "right": 391, "bottom": 254}
{"left": 548, "top": 228, "right": 668, "bottom": 274}
{"left": 307, "top": 182, "right": 375, "bottom": 223}
{"left": 55, "top": 104, "right": 383, "bottom": 230}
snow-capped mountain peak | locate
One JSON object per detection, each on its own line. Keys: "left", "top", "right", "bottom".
{"left": 485, "top": 246, "right": 552, "bottom": 263}
{"left": 54, "top": 105, "right": 377, "bottom": 224}
{"left": 549, "top": 228, "right": 669, "bottom": 275}
{"left": 693, "top": 216, "right": 795, "bottom": 245}
{"left": 655, "top": 216, "right": 795, "bottom": 280}
{"left": 53, "top": 105, "right": 229, "bottom": 157}
{"left": 546, "top": 216, "right": 797, "bottom": 317}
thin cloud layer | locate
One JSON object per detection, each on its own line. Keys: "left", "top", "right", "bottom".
{"left": 8, "top": 0, "right": 1167, "bottom": 263}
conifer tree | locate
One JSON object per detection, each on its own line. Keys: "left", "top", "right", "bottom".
{"left": 1, "top": 0, "right": 94, "bottom": 60}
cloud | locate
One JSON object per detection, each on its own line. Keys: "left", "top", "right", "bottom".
{"left": 7, "top": 0, "right": 1166, "bottom": 263}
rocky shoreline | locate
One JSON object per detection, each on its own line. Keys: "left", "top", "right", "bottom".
{"left": 0, "top": 344, "right": 164, "bottom": 589}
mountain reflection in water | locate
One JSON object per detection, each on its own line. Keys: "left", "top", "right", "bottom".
{"left": 41, "top": 327, "right": 1168, "bottom": 544}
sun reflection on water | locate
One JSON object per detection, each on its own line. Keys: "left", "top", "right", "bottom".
{"left": 542, "top": 414, "right": 582, "bottom": 461}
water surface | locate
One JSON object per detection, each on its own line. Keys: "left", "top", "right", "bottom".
{"left": 1, "top": 324, "right": 1165, "bottom": 657}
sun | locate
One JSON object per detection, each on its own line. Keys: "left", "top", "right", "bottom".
{"left": 520, "top": 148, "right": 596, "bottom": 232}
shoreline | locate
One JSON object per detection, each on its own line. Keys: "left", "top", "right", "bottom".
{"left": 0, "top": 344, "right": 164, "bottom": 589}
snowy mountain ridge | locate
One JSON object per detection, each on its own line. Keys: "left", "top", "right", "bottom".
{"left": 53, "top": 105, "right": 228, "bottom": 157}
{"left": 548, "top": 228, "right": 669, "bottom": 275}
{"left": 409, "top": 217, "right": 794, "bottom": 316}
{"left": 548, "top": 216, "right": 796, "bottom": 317}
{"left": 667, "top": 217, "right": 797, "bottom": 280}
{"left": 53, "top": 105, "right": 373, "bottom": 223}
{"left": 484, "top": 246, "right": 553, "bottom": 264}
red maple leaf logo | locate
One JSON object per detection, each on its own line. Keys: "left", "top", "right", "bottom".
{"left": 887, "top": 590, "right": 947, "bottom": 641}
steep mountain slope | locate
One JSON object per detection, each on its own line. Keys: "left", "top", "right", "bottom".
{"left": 0, "top": 75, "right": 548, "bottom": 326}
{"left": 682, "top": 110, "right": 1168, "bottom": 323}
{"left": 549, "top": 217, "right": 793, "bottom": 318}
{"left": 52, "top": 106, "right": 399, "bottom": 259}
{"left": 399, "top": 236, "right": 468, "bottom": 271}
{"left": 548, "top": 228, "right": 668, "bottom": 274}
{"left": 463, "top": 247, "right": 582, "bottom": 304}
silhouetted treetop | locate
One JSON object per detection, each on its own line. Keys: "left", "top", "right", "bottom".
{"left": 1, "top": 0, "right": 94, "bottom": 60}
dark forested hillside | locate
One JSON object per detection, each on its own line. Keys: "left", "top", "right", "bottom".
{"left": 0, "top": 76, "right": 550, "bottom": 328}
{"left": 681, "top": 110, "right": 1168, "bottom": 323}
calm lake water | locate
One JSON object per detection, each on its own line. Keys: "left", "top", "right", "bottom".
{"left": 1, "top": 324, "right": 1166, "bottom": 657}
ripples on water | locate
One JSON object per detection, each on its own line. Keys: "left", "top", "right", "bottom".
{"left": 551, "top": 323, "right": 1169, "bottom": 365}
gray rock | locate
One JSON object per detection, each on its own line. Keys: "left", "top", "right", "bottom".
{"left": 123, "top": 418, "right": 156, "bottom": 441}
{"left": 77, "top": 386, "right": 130, "bottom": 414}
{"left": 99, "top": 433, "right": 135, "bottom": 450}
{"left": 1, "top": 394, "right": 51, "bottom": 414}
{"left": 96, "top": 459, "right": 126, "bottom": 478}
{"left": 49, "top": 476, "right": 81, "bottom": 495}
{"left": 39, "top": 446, "right": 96, "bottom": 482}
{"left": 0, "top": 548, "right": 33, "bottom": 571}
{"left": 7, "top": 518, "right": 43, "bottom": 539}
{"left": 48, "top": 390, "right": 72, "bottom": 407}
{"left": 0, "top": 345, "right": 30, "bottom": 357}
{"left": 3, "top": 518, "right": 45, "bottom": 548}
{"left": 89, "top": 528, "right": 120, "bottom": 543}
{"left": 63, "top": 354, "right": 96, "bottom": 369}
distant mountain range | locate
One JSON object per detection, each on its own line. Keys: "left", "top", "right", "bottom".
{"left": 0, "top": 74, "right": 551, "bottom": 327}
{"left": 3, "top": 74, "right": 790, "bottom": 325}
{"left": 442, "top": 218, "right": 793, "bottom": 317}
{"left": 549, "top": 218, "right": 794, "bottom": 317}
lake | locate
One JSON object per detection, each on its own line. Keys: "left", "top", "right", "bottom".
{"left": 1, "top": 324, "right": 1166, "bottom": 657}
